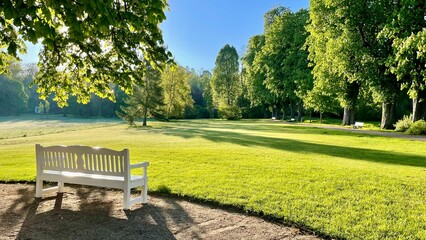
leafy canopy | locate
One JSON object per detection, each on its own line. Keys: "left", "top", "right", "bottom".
{"left": 161, "top": 64, "right": 193, "bottom": 119}
{"left": 0, "top": 0, "right": 172, "bottom": 106}
{"left": 211, "top": 44, "right": 241, "bottom": 119}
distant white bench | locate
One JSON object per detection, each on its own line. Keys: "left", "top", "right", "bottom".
{"left": 35, "top": 144, "right": 149, "bottom": 209}
{"left": 353, "top": 122, "right": 364, "bottom": 129}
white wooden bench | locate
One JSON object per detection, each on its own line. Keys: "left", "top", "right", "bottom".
{"left": 353, "top": 122, "right": 364, "bottom": 129}
{"left": 35, "top": 144, "right": 149, "bottom": 209}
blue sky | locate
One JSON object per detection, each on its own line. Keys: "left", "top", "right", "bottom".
{"left": 161, "top": 0, "right": 309, "bottom": 71}
{"left": 21, "top": 0, "right": 309, "bottom": 71}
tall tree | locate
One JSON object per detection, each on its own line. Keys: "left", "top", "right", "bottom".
{"left": 211, "top": 44, "right": 241, "bottom": 120}
{"left": 263, "top": 6, "right": 288, "bottom": 31}
{"left": 200, "top": 70, "right": 214, "bottom": 118}
{"left": 307, "top": 0, "right": 398, "bottom": 126}
{"left": 380, "top": 0, "right": 426, "bottom": 121}
{"left": 117, "top": 66, "right": 164, "bottom": 126}
{"left": 257, "top": 8, "right": 312, "bottom": 121}
{"left": 161, "top": 64, "right": 194, "bottom": 119}
{"left": 242, "top": 35, "right": 275, "bottom": 111}
{"left": 1, "top": 0, "right": 172, "bottom": 106}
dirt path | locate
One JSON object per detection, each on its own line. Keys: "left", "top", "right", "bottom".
{"left": 0, "top": 184, "right": 319, "bottom": 240}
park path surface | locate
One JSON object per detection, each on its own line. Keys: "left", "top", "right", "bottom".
{"left": 0, "top": 184, "right": 319, "bottom": 240}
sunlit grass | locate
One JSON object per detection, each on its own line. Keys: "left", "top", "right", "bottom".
{"left": 1, "top": 118, "right": 425, "bottom": 239}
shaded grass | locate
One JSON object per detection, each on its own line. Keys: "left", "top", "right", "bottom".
{"left": 302, "top": 117, "right": 383, "bottom": 131}
{"left": 1, "top": 118, "right": 425, "bottom": 239}
{"left": 0, "top": 114, "right": 119, "bottom": 140}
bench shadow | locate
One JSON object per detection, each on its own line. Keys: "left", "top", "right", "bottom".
{"left": 153, "top": 124, "right": 426, "bottom": 168}
{"left": 0, "top": 185, "right": 201, "bottom": 240}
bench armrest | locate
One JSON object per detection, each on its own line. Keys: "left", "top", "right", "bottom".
{"left": 130, "top": 161, "right": 149, "bottom": 169}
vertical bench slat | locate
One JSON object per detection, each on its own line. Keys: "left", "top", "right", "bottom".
{"left": 106, "top": 155, "right": 111, "bottom": 172}
{"left": 86, "top": 154, "right": 93, "bottom": 171}
{"left": 58, "top": 152, "right": 63, "bottom": 169}
{"left": 120, "top": 155, "right": 124, "bottom": 173}
{"left": 54, "top": 152, "right": 59, "bottom": 168}
{"left": 43, "top": 151, "right": 47, "bottom": 167}
{"left": 46, "top": 151, "right": 51, "bottom": 167}
{"left": 95, "top": 154, "right": 99, "bottom": 171}
{"left": 101, "top": 154, "right": 108, "bottom": 172}
{"left": 48, "top": 151, "right": 53, "bottom": 167}
{"left": 66, "top": 152, "right": 72, "bottom": 169}
{"left": 58, "top": 152, "right": 62, "bottom": 168}
{"left": 72, "top": 152, "right": 77, "bottom": 169}
{"left": 84, "top": 154, "right": 91, "bottom": 170}
{"left": 113, "top": 155, "right": 116, "bottom": 172}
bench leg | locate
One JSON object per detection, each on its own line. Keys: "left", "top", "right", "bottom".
{"left": 58, "top": 182, "right": 64, "bottom": 193}
{"left": 142, "top": 177, "right": 148, "bottom": 204}
{"left": 123, "top": 186, "right": 131, "bottom": 210}
{"left": 35, "top": 179, "right": 43, "bottom": 198}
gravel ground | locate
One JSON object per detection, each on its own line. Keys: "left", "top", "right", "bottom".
{"left": 0, "top": 184, "right": 320, "bottom": 240}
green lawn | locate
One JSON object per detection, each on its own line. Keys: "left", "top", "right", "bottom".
{"left": 1, "top": 117, "right": 425, "bottom": 239}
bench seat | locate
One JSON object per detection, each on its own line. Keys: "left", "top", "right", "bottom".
{"left": 41, "top": 170, "right": 145, "bottom": 189}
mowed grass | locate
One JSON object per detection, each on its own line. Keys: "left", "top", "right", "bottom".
{"left": 1, "top": 118, "right": 425, "bottom": 239}
{"left": 0, "top": 114, "right": 119, "bottom": 139}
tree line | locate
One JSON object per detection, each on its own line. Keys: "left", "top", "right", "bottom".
{"left": 0, "top": 61, "right": 212, "bottom": 123}
{"left": 1, "top": 1, "right": 424, "bottom": 129}
{"left": 211, "top": 1, "right": 425, "bottom": 129}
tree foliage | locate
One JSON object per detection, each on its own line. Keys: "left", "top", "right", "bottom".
{"left": 186, "top": 69, "right": 213, "bottom": 118}
{"left": 211, "top": 44, "right": 241, "bottom": 120}
{"left": 307, "top": 0, "right": 395, "bottom": 126}
{"left": 0, "top": 0, "right": 173, "bottom": 106}
{"left": 161, "top": 64, "right": 193, "bottom": 119}
{"left": 117, "top": 66, "right": 164, "bottom": 126}
{"left": 246, "top": 8, "right": 312, "bottom": 120}
{"left": 0, "top": 74, "right": 28, "bottom": 115}
{"left": 307, "top": 0, "right": 424, "bottom": 127}
{"left": 242, "top": 35, "right": 275, "bottom": 108}
{"left": 380, "top": 0, "right": 426, "bottom": 121}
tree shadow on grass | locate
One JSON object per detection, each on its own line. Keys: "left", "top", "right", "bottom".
{"left": 154, "top": 124, "right": 426, "bottom": 168}
{"left": 151, "top": 120, "right": 393, "bottom": 139}
{"left": 0, "top": 184, "right": 206, "bottom": 240}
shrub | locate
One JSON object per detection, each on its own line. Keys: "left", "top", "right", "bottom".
{"left": 395, "top": 115, "right": 412, "bottom": 132}
{"left": 218, "top": 104, "right": 241, "bottom": 120}
{"left": 406, "top": 120, "right": 426, "bottom": 135}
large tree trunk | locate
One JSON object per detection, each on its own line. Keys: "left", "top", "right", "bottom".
{"left": 342, "top": 81, "right": 360, "bottom": 126}
{"left": 142, "top": 106, "right": 148, "bottom": 127}
{"left": 297, "top": 102, "right": 303, "bottom": 122}
{"left": 413, "top": 89, "right": 426, "bottom": 122}
{"left": 413, "top": 99, "right": 426, "bottom": 122}
{"left": 319, "top": 112, "right": 323, "bottom": 124}
{"left": 289, "top": 102, "right": 295, "bottom": 119}
{"left": 342, "top": 107, "right": 355, "bottom": 125}
{"left": 381, "top": 102, "right": 396, "bottom": 129}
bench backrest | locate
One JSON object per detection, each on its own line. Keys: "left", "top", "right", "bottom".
{"left": 36, "top": 144, "right": 129, "bottom": 176}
